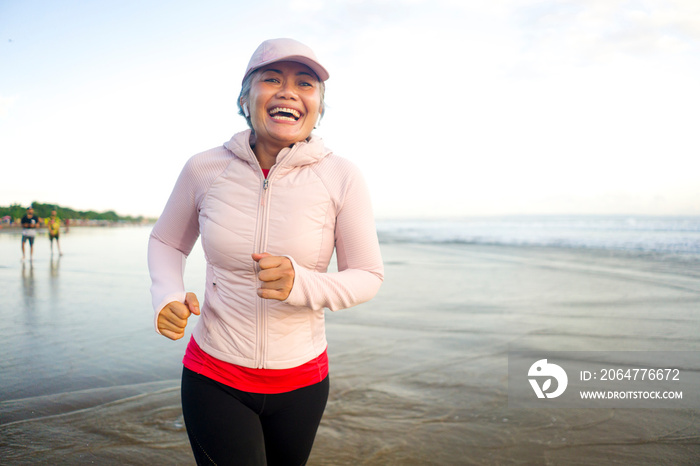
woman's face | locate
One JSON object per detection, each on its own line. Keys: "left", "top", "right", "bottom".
{"left": 245, "top": 61, "right": 322, "bottom": 148}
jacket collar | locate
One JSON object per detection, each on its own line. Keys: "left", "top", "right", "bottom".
{"left": 224, "top": 129, "right": 330, "bottom": 170}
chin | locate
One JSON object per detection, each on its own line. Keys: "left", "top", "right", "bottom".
{"left": 272, "top": 129, "right": 312, "bottom": 144}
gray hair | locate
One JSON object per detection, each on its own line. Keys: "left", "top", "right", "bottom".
{"left": 237, "top": 70, "right": 326, "bottom": 130}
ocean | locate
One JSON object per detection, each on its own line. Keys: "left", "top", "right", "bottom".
{"left": 377, "top": 216, "right": 700, "bottom": 256}
{"left": 1, "top": 216, "right": 699, "bottom": 464}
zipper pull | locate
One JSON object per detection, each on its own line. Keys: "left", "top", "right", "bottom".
{"left": 263, "top": 179, "right": 269, "bottom": 190}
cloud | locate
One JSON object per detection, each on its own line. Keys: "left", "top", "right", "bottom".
{"left": 510, "top": 0, "right": 700, "bottom": 68}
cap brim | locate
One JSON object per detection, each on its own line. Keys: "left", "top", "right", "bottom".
{"left": 243, "top": 55, "right": 329, "bottom": 83}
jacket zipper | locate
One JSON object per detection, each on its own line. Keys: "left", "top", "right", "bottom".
{"left": 255, "top": 171, "right": 269, "bottom": 368}
{"left": 253, "top": 145, "right": 299, "bottom": 369}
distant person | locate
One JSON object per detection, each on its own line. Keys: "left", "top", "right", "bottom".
{"left": 21, "top": 207, "right": 40, "bottom": 261}
{"left": 148, "top": 38, "right": 384, "bottom": 464}
{"left": 46, "top": 210, "right": 63, "bottom": 256}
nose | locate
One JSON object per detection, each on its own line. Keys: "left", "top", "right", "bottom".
{"left": 275, "top": 80, "right": 298, "bottom": 100}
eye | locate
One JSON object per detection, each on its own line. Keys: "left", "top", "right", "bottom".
{"left": 264, "top": 77, "right": 280, "bottom": 83}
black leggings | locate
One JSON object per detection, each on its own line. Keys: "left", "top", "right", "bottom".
{"left": 181, "top": 367, "right": 329, "bottom": 466}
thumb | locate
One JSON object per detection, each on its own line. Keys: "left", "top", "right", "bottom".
{"left": 252, "top": 252, "right": 272, "bottom": 262}
{"left": 185, "top": 292, "right": 200, "bottom": 315}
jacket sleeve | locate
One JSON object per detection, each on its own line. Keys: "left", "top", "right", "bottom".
{"left": 147, "top": 156, "right": 205, "bottom": 333}
{"left": 284, "top": 165, "right": 384, "bottom": 311}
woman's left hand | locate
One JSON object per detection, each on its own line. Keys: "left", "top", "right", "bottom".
{"left": 252, "top": 253, "right": 295, "bottom": 301}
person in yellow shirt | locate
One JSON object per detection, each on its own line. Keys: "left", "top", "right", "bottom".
{"left": 46, "top": 210, "right": 63, "bottom": 256}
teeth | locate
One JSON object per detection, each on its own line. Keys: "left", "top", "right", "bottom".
{"left": 269, "top": 107, "right": 301, "bottom": 119}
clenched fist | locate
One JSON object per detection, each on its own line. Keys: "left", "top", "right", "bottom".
{"left": 158, "top": 292, "right": 200, "bottom": 340}
{"left": 252, "top": 253, "right": 295, "bottom": 301}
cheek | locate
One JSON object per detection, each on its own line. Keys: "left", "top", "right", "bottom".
{"left": 248, "top": 87, "right": 269, "bottom": 114}
{"left": 250, "top": 98, "right": 270, "bottom": 126}
{"left": 306, "top": 97, "right": 322, "bottom": 119}
{"left": 250, "top": 95, "right": 265, "bottom": 115}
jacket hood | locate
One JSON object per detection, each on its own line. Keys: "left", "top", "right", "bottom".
{"left": 224, "top": 129, "right": 331, "bottom": 170}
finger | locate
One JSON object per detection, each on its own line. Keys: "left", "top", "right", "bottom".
{"left": 258, "top": 275, "right": 293, "bottom": 299}
{"left": 159, "top": 327, "right": 185, "bottom": 341}
{"left": 260, "top": 268, "right": 295, "bottom": 287}
{"left": 259, "top": 277, "right": 286, "bottom": 290}
{"left": 159, "top": 309, "right": 188, "bottom": 331}
{"left": 252, "top": 252, "right": 272, "bottom": 262}
{"left": 259, "top": 256, "right": 293, "bottom": 273}
{"left": 258, "top": 267, "right": 283, "bottom": 282}
{"left": 185, "top": 292, "right": 200, "bottom": 315}
{"left": 257, "top": 287, "right": 288, "bottom": 301}
{"left": 255, "top": 254, "right": 291, "bottom": 272}
{"left": 158, "top": 315, "right": 186, "bottom": 338}
{"left": 166, "top": 301, "right": 192, "bottom": 320}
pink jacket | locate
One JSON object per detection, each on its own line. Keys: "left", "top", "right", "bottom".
{"left": 148, "top": 130, "right": 384, "bottom": 369}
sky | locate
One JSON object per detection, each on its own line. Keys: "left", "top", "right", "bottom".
{"left": 1, "top": 0, "right": 699, "bottom": 219}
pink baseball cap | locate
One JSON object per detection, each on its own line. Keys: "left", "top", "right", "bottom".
{"left": 242, "top": 38, "right": 329, "bottom": 84}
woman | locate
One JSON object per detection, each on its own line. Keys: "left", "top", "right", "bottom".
{"left": 148, "top": 38, "right": 383, "bottom": 465}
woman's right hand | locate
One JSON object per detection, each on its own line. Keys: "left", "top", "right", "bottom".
{"left": 158, "top": 292, "right": 200, "bottom": 340}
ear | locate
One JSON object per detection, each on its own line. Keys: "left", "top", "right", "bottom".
{"left": 315, "top": 106, "right": 324, "bottom": 128}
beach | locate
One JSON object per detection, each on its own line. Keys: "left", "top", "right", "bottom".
{"left": 1, "top": 223, "right": 699, "bottom": 464}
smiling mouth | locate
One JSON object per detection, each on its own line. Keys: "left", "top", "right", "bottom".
{"left": 269, "top": 107, "right": 301, "bottom": 122}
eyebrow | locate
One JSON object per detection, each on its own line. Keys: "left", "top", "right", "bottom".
{"left": 261, "top": 68, "right": 317, "bottom": 79}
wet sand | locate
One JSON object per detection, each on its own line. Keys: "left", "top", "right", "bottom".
{"left": 1, "top": 229, "right": 699, "bottom": 464}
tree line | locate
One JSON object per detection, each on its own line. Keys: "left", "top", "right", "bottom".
{"left": 0, "top": 202, "right": 147, "bottom": 223}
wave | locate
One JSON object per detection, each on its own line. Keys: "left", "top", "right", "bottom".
{"left": 0, "top": 380, "right": 179, "bottom": 427}
{"left": 376, "top": 216, "right": 700, "bottom": 255}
